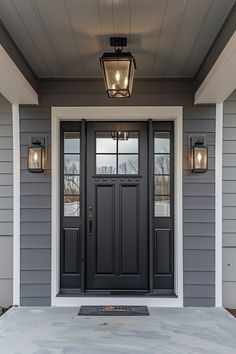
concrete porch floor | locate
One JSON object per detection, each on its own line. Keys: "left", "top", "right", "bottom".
{"left": 0, "top": 307, "right": 236, "bottom": 354}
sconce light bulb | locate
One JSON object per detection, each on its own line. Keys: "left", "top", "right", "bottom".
{"left": 197, "top": 152, "right": 202, "bottom": 163}
{"left": 34, "top": 152, "right": 38, "bottom": 162}
{"left": 124, "top": 76, "right": 128, "bottom": 87}
{"left": 115, "top": 70, "right": 120, "bottom": 82}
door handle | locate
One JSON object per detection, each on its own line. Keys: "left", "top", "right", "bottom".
{"left": 89, "top": 215, "right": 93, "bottom": 237}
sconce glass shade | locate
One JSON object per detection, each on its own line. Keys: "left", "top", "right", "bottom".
{"left": 28, "top": 143, "right": 45, "bottom": 173}
{"left": 100, "top": 52, "right": 136, "bottom": 98}
{"left": 191, "top": 142, "right": 208, "bottom": 173}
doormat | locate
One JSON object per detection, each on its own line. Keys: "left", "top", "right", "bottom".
{"left": 78, "top": 305, "right": 149, "bottom": 316}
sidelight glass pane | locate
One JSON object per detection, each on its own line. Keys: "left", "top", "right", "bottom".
{"left": 118, "top": 154, "right": 138, "bottom": 174}
{"left": 155, "top": 155, "right": 170, "bottom": 175}
{"left": 64, "top": 132, "right": 80, "bottom": 153}
{"left": 64, "top": 154, "right": 80, "bottom": 174}
{"left": 155, "top": 132, "right": 170, "bottom": 153}
{"left": 96, "top": 132, "right": 117, "bottom": 153}
{"left": 155, "top": 176, "right": 170, "bottom": 195}
{"left": 64, "top": 195, "right": 80, "bottom": 217}
{"left": 155, "top": 196, "right": 170, "bottom": 217}
{"left": 96, "top": 154, "right": 116, "bottom": 174}
{"left": 118, "top": 132, "right": 139, "bottom": 153}
{"left": 64, "top": 175, "right": 80, "bottom": 195}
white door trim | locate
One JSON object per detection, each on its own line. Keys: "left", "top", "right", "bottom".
{"left": 215, "top": 103, "right": 223, "bottom": 307}
{"left": 51, "top": 106, "right": 183, "bottom": 307}
{"left": 12, "top": 104, "right": 20, "bottom": 305}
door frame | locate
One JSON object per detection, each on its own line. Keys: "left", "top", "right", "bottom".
{"left": 51, "top": 106, "right": 183, "bottom": 307}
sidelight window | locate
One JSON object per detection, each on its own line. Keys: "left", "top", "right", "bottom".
{"left": 154, "top": 132, "right": 171, "bottom": 217}
{"left": 63, "top": 132, "right": 80, "bottom": 216}
{"left": 96, "top": 131, "right": 139, "bottom": 175}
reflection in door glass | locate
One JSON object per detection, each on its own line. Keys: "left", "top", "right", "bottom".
{"left": 154, "top": 132, "right": 170, "bottom": 153}
{"left": 64, "top": 196, "right": 80, "bottom": 217}
{"left": 118, "top": 154, "right": 138, "bottom": 174}
{"left": 64, "top": 132, "right": 80, "bottom": 153}
{"left": 154, "top": 196, "right": 170, "bottom": 217}
{"left": 154, "top": 132, "right": 171, "bottom": 217}
{"left": 118, "top": 132, "right": 139, "bottom": 153}
{"left": 63, "top": 132, "right": 80, "bottom": 217}
{"left": 64, "top": 155, "right": 80, "bottom": 174}
{"left": 96, "top": 131, "right": 139, "bottom": 175}
{"left": 96, "top": 132, "right": 117, "bottom": 153}
{"left": 96, "top": 155, "right": 117, "bottom": 174}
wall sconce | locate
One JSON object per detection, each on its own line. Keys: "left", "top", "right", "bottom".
{"left": 28, "top": 138, "right": 45, "bottom": 173}
{"left": 100, "top": 37, "right": 136, "bottom": 98}
{"left": 191, "top": 137, "right": 208, "bottom": 173}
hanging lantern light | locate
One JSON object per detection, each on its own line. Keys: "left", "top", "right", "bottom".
{"left": 100, "top": 37, "right": 136, "bottom": 98}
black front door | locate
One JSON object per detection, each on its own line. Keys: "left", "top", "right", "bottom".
{"left": 86, "top": 122, "right": 149, "bottom": 292}
{"left": 60, "top": 120, "right": 174, "bottom": 295}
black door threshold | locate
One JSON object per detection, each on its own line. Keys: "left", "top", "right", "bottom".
{"left": 58, "top": 289, "right": 177, "bottom": 298}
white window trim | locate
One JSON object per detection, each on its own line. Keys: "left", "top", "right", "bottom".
{"left": 51, "top": 106, "right": 183, "bottom": 307}
{"left": 215, "top": 103, "right": 223, "bottom": 307}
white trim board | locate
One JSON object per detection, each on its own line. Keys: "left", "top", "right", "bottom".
{"left": 51, "top": 106, "right": 183, "bottom": 307}
{"left": 195, "top": 30, "right": 236, "bottom": 104}
{"left": 215, "top": 103, "right": 223, "bottom": 307}
{"left": 12, "top": 104, "right": 20, "bottom": 306}
{"left": 0, "top": 45, "right": 38, "bottom": 105}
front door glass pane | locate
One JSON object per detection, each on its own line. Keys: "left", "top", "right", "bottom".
{"left": 96, "top": 131, "right": 139, "bottom": 175}
{"left": 64, "top": 155, "right": 80, "bottom": 174}
{"left": 64, "top": 132, "right": 80, "bottom": 153}
{"left": 96, "top": 132, "right": 117, "bottom": 153}
{"left": 96, "top": 155, "right": 117, "bottom": 174}
{"left": 118, "top": 154, "right": 138, "bottom": 174}
{"left": 63, "top": 132, "right": 80, "bottom": 216}
{"left": 154, "top": 132, "right": 171, "bottom": 217}
{"left": 118, "top": 132, "right": 139, "bottom": 153}
{"left": 154, "top": 132, "right": 170, "bottom": 153}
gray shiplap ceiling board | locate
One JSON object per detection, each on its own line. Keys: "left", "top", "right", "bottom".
{"left": 0, "top": 0, "right": 235, "bottom": 79}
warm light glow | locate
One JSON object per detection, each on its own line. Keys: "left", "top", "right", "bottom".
{"left": 124, "top": 76, "right": 128, "bottom": 87}
{"left": 197, "top": 152, "right": 202, "bottom": 164}
{"left": 33, "top": 152, "right": 38, "bottom": 162}
{"left": 115, "top": 70, "right": 120, "bottom": 82}
{"left": 112, "top": 84, "right": 116, "bottom": 90}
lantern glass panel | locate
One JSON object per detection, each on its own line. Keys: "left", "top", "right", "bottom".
{"left": 192, "top": 145, "right": 208, "bottom": 172}
{"left": 103, "top": 58, "right": 134, "bottom": 97}
{"left": 28, "top": 146, "right": 43, "bottom": 171}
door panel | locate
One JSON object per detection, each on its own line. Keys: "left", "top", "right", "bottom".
{"left": 96, "top": 185, "right": 115, "bottom": 274}
{"left": 86, "top": 122, "right": 148, "bottom": 291}
{"left": 120, "top": 185, "right": 139, "bottom": 274}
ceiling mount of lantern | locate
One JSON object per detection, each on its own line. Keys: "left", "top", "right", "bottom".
{"left": 100, "top": 37, "right": 136, "bottom": 98}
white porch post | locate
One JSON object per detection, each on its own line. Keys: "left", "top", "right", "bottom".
{"left": 215, "top": 103, "right": 223, "bottom": 307}
{"left": 12, "top": 104, "right": 20, "bottom": 306}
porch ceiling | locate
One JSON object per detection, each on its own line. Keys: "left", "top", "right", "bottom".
{"left": 0, "top": 0, "right": 235, "bottom": 80}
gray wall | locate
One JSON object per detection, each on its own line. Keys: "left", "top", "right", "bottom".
{"left": 0, "top": 94, "right": 13, "bottom": 307}
{"left": 19, "top": 79, "right": 215, "bottom": 306}
{"left": 223, "top": 89, "right": 236, "bottom": 308}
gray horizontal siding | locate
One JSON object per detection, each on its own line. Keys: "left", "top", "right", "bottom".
{"left": 19, "top": 79, "right": 215, "bottom": 306}
{"left": 183, "top": 103, "right": 215, "bottom": 306}
{"left": 223, "top": 90, "right": 236, "bottom": 308}
{"left": 20, "top": 105, "right": 51, "bottom": 306}
{"left": 0, "top": 94, "right": 13, "bottom": 307}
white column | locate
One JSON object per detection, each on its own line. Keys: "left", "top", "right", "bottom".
{"left": 12, "top": 104, "right": 20, "bottom": 305}
{"left": 215, "top": 103, "right": 223, "bottom": 307}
